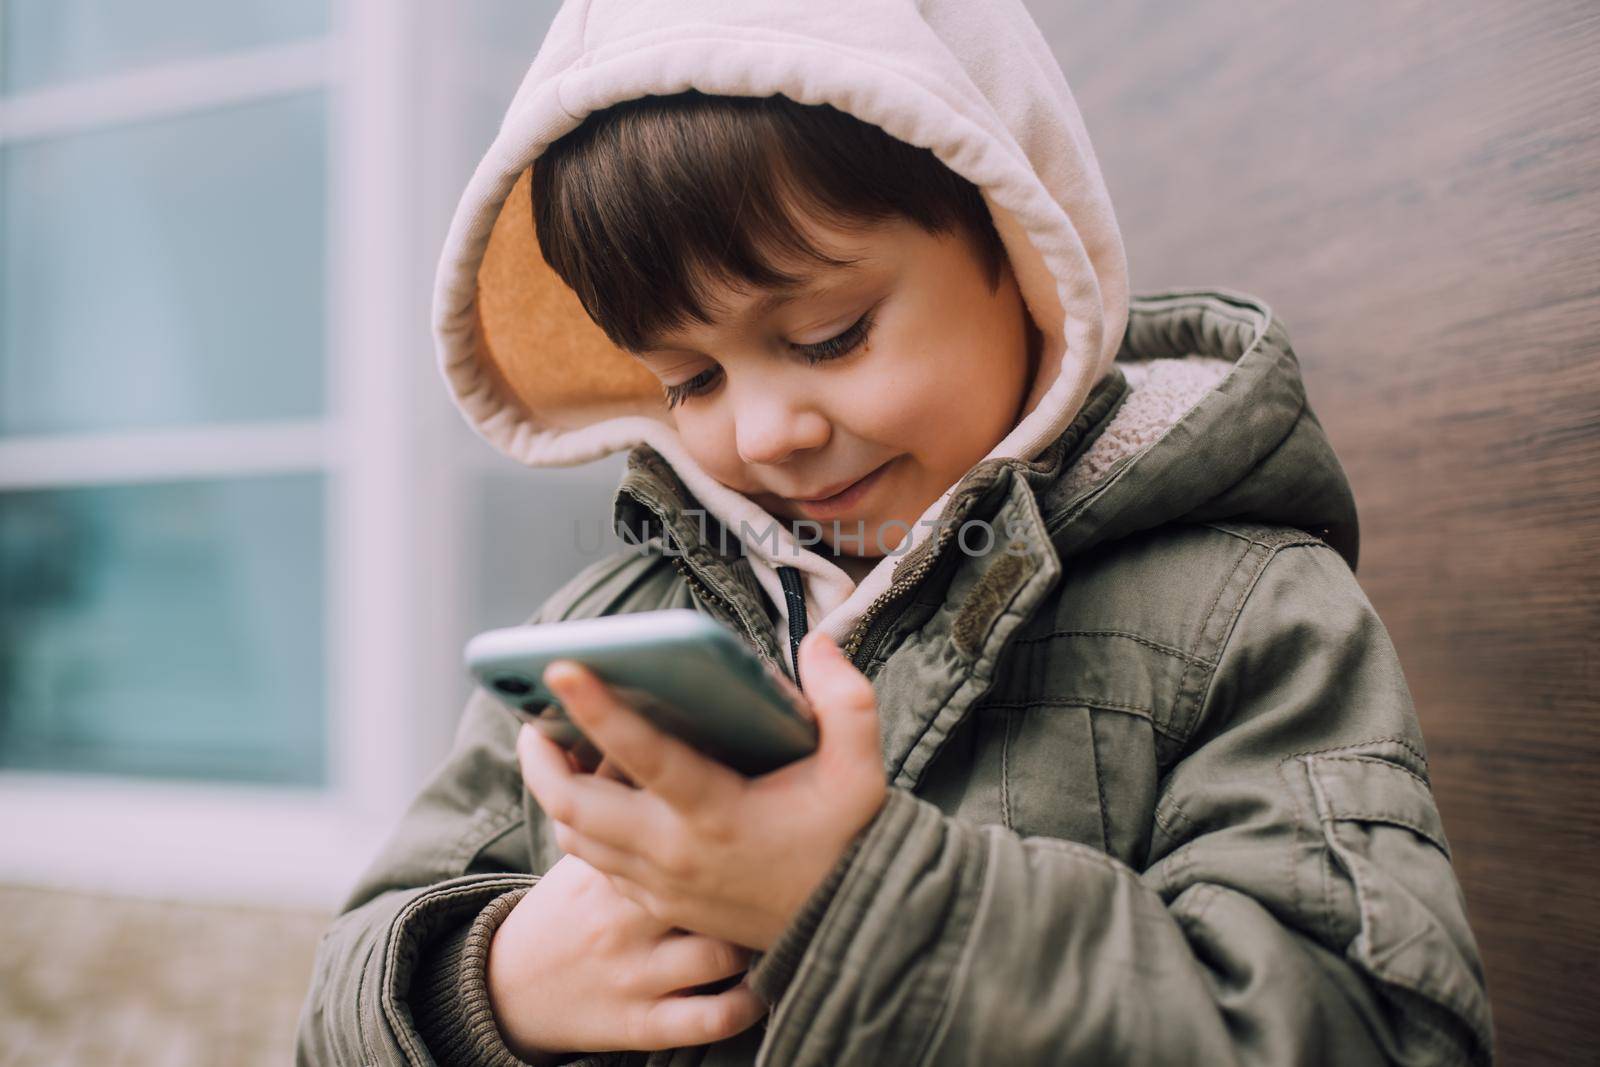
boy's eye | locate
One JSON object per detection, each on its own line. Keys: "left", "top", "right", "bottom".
{"left": 663, "top": 366, "right": 722, "bottom": 409}
{"left": 795, "top": 309, "right": 876, "bottom": 365}
{"left": 660, "top": 308, "right": 879, "bottom": 409}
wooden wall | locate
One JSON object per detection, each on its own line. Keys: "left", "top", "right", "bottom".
{"left": 1033, "top": 2, "right": 1600, "bottom": 1062}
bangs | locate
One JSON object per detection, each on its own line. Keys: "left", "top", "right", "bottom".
{"left": 530, "top": 89, "right": 1006, "bottom": 354}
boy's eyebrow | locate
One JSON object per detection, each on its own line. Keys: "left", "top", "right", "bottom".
{"left": 638, "top": 263, "right": 869, "bottom": 352}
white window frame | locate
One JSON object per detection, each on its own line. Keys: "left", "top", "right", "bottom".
{"left": 0, "top": 0, "right": 470, "bottom": 909}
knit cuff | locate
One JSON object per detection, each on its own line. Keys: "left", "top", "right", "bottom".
{"left": 747, "top": 822, "right": 872, "bottom": 1006}
{"left": 410, "top": 886, "right": 614, "bottom": 1067}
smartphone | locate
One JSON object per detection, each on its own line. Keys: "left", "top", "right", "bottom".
{"left": 465, "top": 609, "right": 819, "bottom": 776}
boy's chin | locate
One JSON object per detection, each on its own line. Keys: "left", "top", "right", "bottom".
{"left": 753, "top": 500, "right": 921, "bottom": 555}
{"left": 810, "top": 517, "right": 913, "bottom": 557}
{"left": 820, "top": 540, "right": 888, "bottom": 559}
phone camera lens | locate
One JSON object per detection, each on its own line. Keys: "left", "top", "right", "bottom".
{"left": 492, "top": 674, "right": 534, "bottom": 696}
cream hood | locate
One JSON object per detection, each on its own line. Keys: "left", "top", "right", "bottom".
{"left": 432, "top": 0, "right": 1130, "bottom": 645}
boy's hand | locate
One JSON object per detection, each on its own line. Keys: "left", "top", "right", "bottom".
{"left": 516, "top": 630, "right": 887, "bottom": 951}
{"left": 487, "top": 854, "right": 766, "bottom": 1060}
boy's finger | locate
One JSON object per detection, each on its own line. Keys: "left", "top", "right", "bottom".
{"left": 796, "top": 632, "right": 881, "bottom": 770}
{"left": 518, "top": 724, "right": 669, "bottom": 851}
{"left": 640, "top": 979, "right": 767, "bottom": 1048}
{"left": 549, "top": 819, "right": 649, "bottom": 883}
{"left": 518, "top": 722, "right": 574, "bottom": 791}
{"left": 543, "top": 660, "right": 735, "bottom": 812}
{"left": 647, "top": 933, "right": 753, "bottom": 996}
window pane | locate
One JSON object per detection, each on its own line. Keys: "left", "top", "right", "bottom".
{"left": 462, "top": 460, "right": 626, "bottom": 706}
{"left": 0, "top": 92, "right": 327, "bottom": 437}
{"left": 1, "top": 0, "right": 327, "bottom": 94}
{"left": 470, "top": 460, "right": 627, "bottom": 633}
{"left": 0, "top": 475, "right": 326, "bottom": 785}
{"left": 453, "top": 1, "right": 561, "bottom": 163}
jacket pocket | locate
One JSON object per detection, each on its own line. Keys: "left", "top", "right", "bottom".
{"left": 1301, "top": 753, "right": 1491, "bottom": 1054}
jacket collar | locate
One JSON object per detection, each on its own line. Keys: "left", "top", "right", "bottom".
{"left": 607, "top": 369, "right": 1128, "bottom": 786}
{"left": 610, "top": 366, "right": 1131, "bottom": 661}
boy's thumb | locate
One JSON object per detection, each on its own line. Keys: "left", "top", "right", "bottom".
{"left": 797, "top": 631, "right": 879, "bottom": 764}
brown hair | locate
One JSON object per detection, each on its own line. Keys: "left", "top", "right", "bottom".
{"left": 530, "top": 89, "right": 1009, "bottom": 354}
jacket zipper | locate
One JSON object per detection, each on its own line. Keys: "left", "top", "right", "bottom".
{"left": 628, "top": 500, "right": 784, "bottom": 676}
{"left": 668, "top": 553, "right": 735, "bottom": 617}
{"left": 666, "top": 553, "right": 792, "bottom": 676}
{"left": 842, "top": 519, "right": 961, "bottom": 669}
{"left": 777, "top": 565, "right": 809, "bottom": 691}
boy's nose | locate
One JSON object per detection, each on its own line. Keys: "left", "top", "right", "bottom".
{"left": 734, "top": 392, "right": 831, "bottom": 467}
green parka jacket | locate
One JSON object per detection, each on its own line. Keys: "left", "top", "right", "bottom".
{"left": 296, "top": 290, "right": 1494, "bottom": 1066}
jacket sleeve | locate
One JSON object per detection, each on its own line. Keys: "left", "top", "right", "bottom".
{"left": 294, "top": 682, "right": 636, "bottom": 1067}
{"left": 745, "top": 542, "right": 1495, "bottom": 1067}
{"left": 295, "top": 552, "right": 676, "bottom": 1067}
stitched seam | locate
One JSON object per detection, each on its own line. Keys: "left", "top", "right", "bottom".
{"left": 1199, "top": 521, "right": 1326, "bottom": 552}
{"left": 1151, "top": 798, "right": 1187, "bottom": 842}
{"left": 1188, "top": 543, "right": 1248, "bottom": 665}
{"left": 1305, "top": 757, "right": 1451, "bottom": 857}
{"left": 887, "top": 628, "right": 994, "bottom": 789}
{"left": 1130, "top": 293, "right": 1270, "bottom": 328}
{"left": 985, "top": 697, "right": 1177, "bottom": 739}
{"left": 1173, "top": 830, "right": 1199, "bottom": 900}
{"left": 1306, "top": 759, "right": 1338, "bottom": 944}
{"left": 983, "top": 696, "right": 1148, "bottom": 714}
{"left": 1149, "top": 538, "right": 1273, "bottom": 858}
{"left": 1289, "top": 736, "right": 1431, "bottom": 776}
{"left": 1014, "top": 628, "right": 1211, "bottom": 666}
{"left": 1174, "top": 542, "right": 1256, "bottom": 742}
{"left": 1148, "top": 834, "right": 1196, "bottom": 900}
{"left": 465, "top": 817, "right": 528, "bottom": 872}
{"left": 1173, "top": 881, "right": 1222, "bottom": 934}
{"left": 1307, "top": 766, "right": 1376, "bottom": 960}
{"left": 1164, "top": 790, "right": 1203, "bottom": 838}
{"left": 982, "top": 698, "right": 1180, "bottom": 741}
{"left": 1331, "top": 812, "right": 1444, "bottom": 840}
{"left": 1088, "top": 718, "right": 1112, "bottom": 854}
{"left": 354, "top": 932, "right": 381, "bottom": 1065}
{"left": 448, "top": 807, "right": 523, "bottom": 874}
{"left": 1313, "top": 754, "right": 1432, "bottom": 791}
{"left": 1278, "top": 757, "right": 1309, "bottom": 944}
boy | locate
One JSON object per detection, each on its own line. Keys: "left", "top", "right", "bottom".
{"left": 297, "top": 1, "right": 1494, "bottom": 1064}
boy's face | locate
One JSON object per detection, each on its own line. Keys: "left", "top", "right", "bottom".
{"left": 631, "top": 213, "right": 1036, "bottom": 558}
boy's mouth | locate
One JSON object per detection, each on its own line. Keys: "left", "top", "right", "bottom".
{"left": 783, "top": 458, "right": 897, "bottom": 521}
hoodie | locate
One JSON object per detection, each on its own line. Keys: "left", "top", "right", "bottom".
{"left": 431, "top": 0, "right": 1130, "bottom": 652}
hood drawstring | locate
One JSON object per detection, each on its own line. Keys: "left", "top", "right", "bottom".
{"left": 777, "top": 566, "right": 809, "bottom": 691}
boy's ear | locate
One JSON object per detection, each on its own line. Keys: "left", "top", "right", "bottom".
{"left": 473, "top": 166, "right": 663, "bottom": 427}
